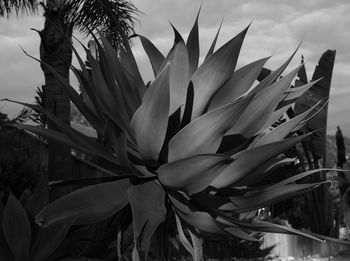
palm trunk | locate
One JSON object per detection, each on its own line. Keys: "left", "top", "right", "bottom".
{"left": 39, "top": 1, "right": 73, "bottom": 200}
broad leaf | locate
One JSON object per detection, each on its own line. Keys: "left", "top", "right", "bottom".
{"left": 209, "top": 57, "right": 269, "bottom": 110}
{"left": 3, "top": 194, "right": 31, "bottom": 260}
{"left": 190, "top": 25, "right": 249, "bottom": 119}
{"left": 210, "top": 134, "right": 309, "bottom": 188}
{"left": 168, "top": 94, "right": 253, "bottom": 161}
{"left": 169, "top": 38, "right": 189, "bottom": 115}
{"left": 36, "top": 179, "right": 131, "bottom": 227}
{"left": 175, "top": 214, "right": 194, "bottom": 256}
{"left": 130, "top": 64, "right": 170, "bottom": 162}
{"left": 158, "top": 154, "right": 232, "bottom": 195}
{"left": 26, "top": 173, "right": 49, "bottom": 217}
{"left": 127, "top": 181, "right": 166, "bottom": 255}
{"left": 31, "top": 215, "right": 78, "bottom": 261}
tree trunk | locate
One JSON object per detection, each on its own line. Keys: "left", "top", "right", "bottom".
{"left": 39, "top": 1, "right": 73, "bottom": 200}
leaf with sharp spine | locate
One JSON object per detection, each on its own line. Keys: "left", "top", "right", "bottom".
{"left": 36, "top": 179, "right": 131, "bottom": 227}
{"left": 130, "top": 64, "right": 170, "bottom": 162}
{"left": 209, "top": 57, "right": 270, "bottom": 111}
{"left": 227, "top": 65, "right": 302, "bottom": 137}
{"left": 169, "top": 94, "right": 253, "bottom": 162}
{"left": 158, "top": 154, "right": 232, "bottom": 195}
{"left": 191, "top": 25, "right": 249, "bottom": 119}
{"left": 253, "top": 100, "right": 322, "bottom": 147}
{"left": 253, "top": 43, "right": 301, "bottom": 93}
{"left": 260, "top": 104, "right": 291, "bottom": 131}
{"left": 186, "top": 7, "right": 200, "bottom": 77}
{"left": 284, "top": 79, "right": 321, "bottom": 101}
{"left": 210, "top": 133, "right": 310, "bottom": 189}
{"left": 204, "top": 19, "right": 223, "bottom": 61}
{"left": 138, "top": 34, "right": 165, "bottom": 77}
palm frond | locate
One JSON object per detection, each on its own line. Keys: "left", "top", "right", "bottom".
{"left": 0, "top": 0, "right": 38, "bottom": 17}
{"left": 65, "top": 0, "right": 139, "bottom": 52}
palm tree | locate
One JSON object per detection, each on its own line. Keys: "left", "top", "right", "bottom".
{"left": 1, "top": 0, "right": 138, "bottom": 199}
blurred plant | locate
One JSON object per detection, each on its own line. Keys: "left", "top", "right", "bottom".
{"left": 30, "top": 86, "right": 47, "bottom": 128}
{"left": 6, "top": 10, "right": 341, "bottom": 260}
{"left": 0, "top": 175, "right": 77, "bottom": 261}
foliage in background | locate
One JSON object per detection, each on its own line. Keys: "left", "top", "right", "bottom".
{"left": 6, "top": 9, "right": 344, "bottom": 260}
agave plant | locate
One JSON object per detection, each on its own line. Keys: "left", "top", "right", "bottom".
{"left": 5, "top": 10, "right": 337, "bottom": 260}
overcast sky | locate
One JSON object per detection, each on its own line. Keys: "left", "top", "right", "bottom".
{"left": 0, "top": 0, "right": 349, "bottom": 137}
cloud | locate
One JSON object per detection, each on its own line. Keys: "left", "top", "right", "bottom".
{"left": 1, "top": 0, "right": 350, "bottom": 137}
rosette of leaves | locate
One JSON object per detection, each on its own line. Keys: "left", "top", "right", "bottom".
{"left": 7, "top": 11, "right": 334, "bottom": 260}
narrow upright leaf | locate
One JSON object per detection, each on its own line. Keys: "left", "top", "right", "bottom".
{"left": 138, "top": 34, "right": 165, "bottom": 77}
{"left": 186, "top": 7, "right": 200, "bottom": 76}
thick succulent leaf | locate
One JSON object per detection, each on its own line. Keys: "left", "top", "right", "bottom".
{"left": 138, "top": 34, "right": 165, "bottom": 77}
{"left": 31, "top": 215, "right": 78, "bottom": 261}
{"left": 179, "top": 82, "right": 194, "bottom": 129}
{"left": 190, "top": 25, "right": 249, "bottom": 119}
{"left": 204, "top": 19, "right": 223, "bottom": 61}
{"left": 227, "top": 65, "right": 302, "bottom": 137}
{"left": 169, "top": 38, "right": 189, "bottom": 115}
{"left": 3, "top": 194, "right": 31, "bottom": 260}
{"left": 186, "top": 7, "right": 200, "bottom": 76}
{"left": 209, "top": 57, "right": 270, "bottom": 110}
{"left": 127, "top": 181, "right": 166, "bottom": 255}
{"left": 170, "top": 196, "right": 224, "bottom": 234}
{"left": 227, "top": 182, "right": 324, "bottom": 213}
{"left": 25, "top": 173, "right": 49, "bottom": 217}
{"left": 253, "top": 100, "right": 322, "bottom": 147}
{"left": 210, "top": 134, "right": 309, "bottom": 188}
{"left": 158, "top": 154, "right": 232, "bottom": 195}
{"left": 175, "top": 214, "right": 194, "bottom": 256}
{"left": 253, "top": 44, "right": 300, "bottom": 93}
{"left": 233, "top": 157, "right": 295, "bottom": 187}
{"left": 168, "top": 95, "right": 253, "bottom": 161}
{"left": 260, "top": 104, "right": 291, "bottom": 131}
{"left": 130, "top": 64, "right": 170, "bottom": 162}
{"left": 36, "top": 179, "right": 131, "bottom": 227}
{"left": 284, "top": 79, "right": 321, "bottom": 101}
